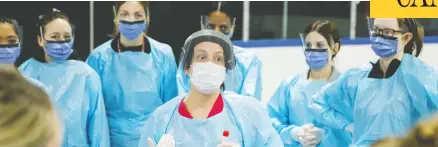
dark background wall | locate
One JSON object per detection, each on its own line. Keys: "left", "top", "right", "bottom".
{"left": 0, "top": 1, "right": 386, "bottom": 65}
{"left": 0, "top": 1, "right": 90, "bottom": 65}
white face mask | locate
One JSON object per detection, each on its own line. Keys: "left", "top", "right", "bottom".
{"left": 190, "top": 62, "right": 226, "bottom": 94}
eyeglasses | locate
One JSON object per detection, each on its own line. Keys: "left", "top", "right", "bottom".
{"left": 370, "top": 27, "right": 405, "bottom": 37}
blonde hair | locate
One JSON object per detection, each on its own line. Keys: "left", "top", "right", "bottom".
{"left": 0, "top": 66, "right": 59, "bottom": 147}
{"left": 402, "top": 114, "right": 438, "bottom": 147}
{"left": 371, "top": 137, "right": 405, "bottom": 147}
{"left": 373, "top": 114, "right": 438, "bottom": 147}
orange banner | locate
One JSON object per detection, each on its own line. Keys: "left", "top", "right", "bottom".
{"left": 370, "top": 0, "right": 438, "bottom": 18}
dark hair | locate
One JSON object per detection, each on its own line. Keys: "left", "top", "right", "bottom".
{"left": 207, "top": 1, "right": 233, "bottom": 17}
{"left": 397, "top": 18, "right": 424, "bottom": 57}
{"left": 0, "top": 17, "right": 21, "bottom": 41}
{"left": 112, "top": 1, "right": 149, "bottom": 38}
{"left": 37, "top": 8, "right": 72, "bottom": 37}
{"left": 304, "top": 20, "right": 341, "bottom": 58}
{"left": 34, "top": 8, "right": 81, "bottom": 62}
{"left": 371, "top": 137, "right": 405, "bottom": 147}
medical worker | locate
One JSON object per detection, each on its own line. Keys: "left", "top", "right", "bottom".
{"left": 86, "top": 1, "right": 177, "bottom": 147}
{"left": 268, "top": 20, "right": 351, "bottom": 147}
{"left": 18, "top": 8, "right": 110, "bottom": 147}
{"left": 176, "top": 2, "right": 263, "bottom": 100}
{"left": 308, "top": 18, "right": 438, "bottom": 147}
{"left": 0, "top": 16, "right": 47, "bottom": 91}
{"left": 138, "top": 30, "right": 283, "bottom": 147}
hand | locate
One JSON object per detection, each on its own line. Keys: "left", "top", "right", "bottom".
{"left": 301, "top": 124, "right": 324, "bottom": 147}
{"left": 345, "top": 124, "right": 354, "bottom": 136}
{"left": 294, "top": 124, "right": 323, "bottom": 147}
{"left": 291, "top": 125, "right": 306, "bottom": 142}
{"left": 147, "top": 134, "right": 175, "bottom": 147}
{"left": 216, "top": 142, "right": 241, "bottom": 147}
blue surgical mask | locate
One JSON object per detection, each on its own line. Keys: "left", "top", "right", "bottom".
{"left": 44, "top": 40, "right": 74, "bottom": 62}
{"left": 118, "top": 20, "right": 147, "bottom": 40}
{"left": 370, "top": 36, "right": 399, "bottom": 57}
{"left": 305, "top": 49, "right": 329, "bottom": 70}
{"left": 0, "top": 44, "right": 21, "bottom": 64}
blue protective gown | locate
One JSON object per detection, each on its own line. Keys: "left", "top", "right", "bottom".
{"left": 18, "top": 58, "right": 110, "bottom": 147}
{"left": 268, "top": 69, "right": 351, "bottom": 147}
{"left": 86, "top": 37, "right": 178, "bottom": 147}
{"left": 176, "top": 46, "right": 262, "bottom": 100}
{"left": 308, "top": 54, "right": 438, "bottom": 147}
{"left": 138, "top": 91, "right": 283, "bottom": 147}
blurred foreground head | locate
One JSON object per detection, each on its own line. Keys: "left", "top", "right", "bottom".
{"left": 371, "top": 137, "right": 405, "bottom": 147}
{"left": 402, "top": 114, "right": 438, "bottom": 147}
{"left": 0, "top": 65, "right": 61, "bottom": 147}
{"left": 372, "top": 114, "right": 438, "bottom": 147}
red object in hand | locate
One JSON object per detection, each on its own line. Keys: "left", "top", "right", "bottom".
{"left": 223, "top": 131, "right": 229, "bottom": 137}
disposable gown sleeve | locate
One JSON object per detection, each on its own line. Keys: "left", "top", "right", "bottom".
{"left": 255, "top": 102, "right": 284, "bottom": 147}
{"left": 160, "top": 45, "right": 178, "bottom": 103}
{"left": 241, "top": 56, "right": 263, "bottom": 100}
{"left": 405, "top": 67, "right": 438, "bottom": 120}
{"left": 86, "top": 71, "right": 110, "bottom": 147}
{"left": 308, "top": 73, "right": 355, "bottom": 130}
{"left": 312, "top": 120, "right": 340, "bottom": 147}
{"left": 267, "top": 78, "right": 299, "bottom": 146}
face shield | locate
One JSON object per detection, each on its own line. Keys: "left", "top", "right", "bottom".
{"left": 39, "top": 24, "right": 75, "bottom": 42}
{"left": 201, "top": 14, "right": 236, "bottom": 39}
{"left": 113, "top": 5, "right": 150, "bottom": 23}
{"left": 299, "top": 33, "right": 331, "bottom": 70}
{"left": 180, "top": 30, "right": 235, "bottom": 93}
{"left": 0, "top": 24, "right": 22, "bottom": 45}
{"left": 367, "top": 17, "right": 409, "bottom": 41}
{"left": 39, "top": 24, "right": 75, "bottom": 61}
{"left": 367, "top": 17, "right": 416, "bottom": 57}
{"left": 113, "top": 5, "right": 149, "bottom": 39}
{"left": 16, "top": 25, "right": 23, "bottom": 46}
{"left": 0, "top": 25, "right": 23, "bottom": 64}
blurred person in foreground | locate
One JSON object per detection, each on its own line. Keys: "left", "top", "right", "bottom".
{"left": 0, "top": 65, "right": 62, "bottom": 147}
{"left": 371, "top": 114, "right": 438, "bottom": 147}
{"left": 402, "top": 114, "right": 438, "bottom": 147}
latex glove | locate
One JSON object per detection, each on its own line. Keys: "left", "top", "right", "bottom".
{"left": 291, "top": 125, "right": 306, "bottom": 142}
{"left": 301, "top": 124, "right": 325, "bottom": 147}
{"left": 216, "top": 142, "right": 241, "bottom": 147}
{"left": 147, "top": 134, "right": 175, "bottom": 147}
{"left": 345, "top": 124, "right": 354, "bottom": 136}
